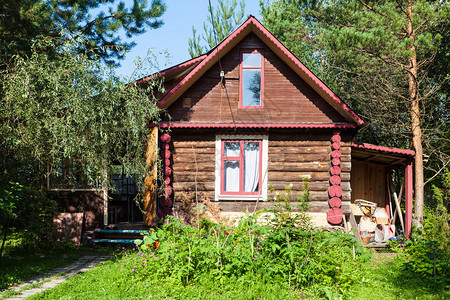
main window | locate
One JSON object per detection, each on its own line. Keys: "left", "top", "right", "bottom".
{"left": 215, "top": 135, "right": 268, "bottom": 201}
{"left": 240, "top": 50, "right": 264, "bottom": 107}
{"left": 222, "top": 140, "right": 261, "bottom": 194}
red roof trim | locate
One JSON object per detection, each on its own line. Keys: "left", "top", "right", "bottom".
{"left": 152, "top": 123, "right": 356, "bottom": 129}
{"left": 135, "top": 55, "right": 207, "bottom": 84}
{"left": 351, "top": 142, "right": 415, "bottom": 156}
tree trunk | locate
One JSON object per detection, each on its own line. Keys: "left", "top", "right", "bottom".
{"left": 0, "top": 217, "right": 11, "bottom": 268}
{"left": 407, "top": 3, "right": 424, "bottom": 227}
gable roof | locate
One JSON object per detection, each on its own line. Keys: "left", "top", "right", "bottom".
{"left": 154, "top": 16, "right": 364, "bottom": 126}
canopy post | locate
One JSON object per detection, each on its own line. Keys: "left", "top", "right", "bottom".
{"left": 405, "top": 160, "right": 413, "bottom": 238}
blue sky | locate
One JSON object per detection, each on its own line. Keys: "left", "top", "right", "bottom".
{"left": 114, "top": 0, "right": 263, "bottom": 79}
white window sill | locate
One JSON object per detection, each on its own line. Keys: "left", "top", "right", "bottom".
{"left": 216, "top": 194, "right": 266, "bottom": 201}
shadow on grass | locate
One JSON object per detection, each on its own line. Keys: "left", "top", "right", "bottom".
{"left": 0, "top": 245, "right": 117, "bottom": 291}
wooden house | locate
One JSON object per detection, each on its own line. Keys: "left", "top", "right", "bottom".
{"left": 128, "top": 16, "right": 415, "bottom": 237}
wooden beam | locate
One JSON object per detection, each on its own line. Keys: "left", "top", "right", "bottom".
{"left": 405, "top": 160, "right": 413, "bottom": 239}
{"left": 215, "top": 201, "right": 351, "bottom": 214}
{"left": 364, "top": 155, "right": 378, "bottom": 162}
{"left": 349, "top": 212, "right": 362, "bottom": 245}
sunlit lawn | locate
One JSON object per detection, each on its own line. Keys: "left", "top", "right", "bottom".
{"left": 27, "top": 251, "right": 449, "bottom": 300}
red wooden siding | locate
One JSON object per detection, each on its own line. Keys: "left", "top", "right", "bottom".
{"left": 166, "top": 33, "right": 348, "bottom": 124}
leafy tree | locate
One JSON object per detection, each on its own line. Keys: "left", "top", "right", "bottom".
{"left": 261, "top": 0, "right": 449, "bottom": 225}
{"left": 0, "top": 0, "right": 166, "bottom": 67}
{"left": 188, "top": 0, "right": 245, "bottom": 57}
{"left": 1, "top": 38, "right": 164, "bottom": 201}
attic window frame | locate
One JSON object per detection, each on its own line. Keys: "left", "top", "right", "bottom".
{"left": 239, "top": 49, "right": 264, "bottom": 108}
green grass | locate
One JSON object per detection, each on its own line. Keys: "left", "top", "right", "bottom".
{"left": 29, "top": 257, "right": 306, "bottom": 300}
{"left": 349, "top": 253, "right": 449, "bottom": 300}
{"left": 0, "top": 252, "right": 80, "bottom": 290}
{"left": 0, "top": 243, "right": 115, "bottom": 292}
{"left": 26, "top": 251, "right": 449, "bottom": 300}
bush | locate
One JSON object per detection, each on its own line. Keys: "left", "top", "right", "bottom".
{"left": 1, "top": 182, "right": 58, "bottom": 255}
{"left": 126, "top": 213, "right": 368, "bottom": 296}
{"left": 404, "top": 169, "right": 449, "bottom": 284}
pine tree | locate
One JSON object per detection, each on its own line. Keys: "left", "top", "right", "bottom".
{"left": 0, "top": 0, "right": 166, "bottom": 67}
{"left": 261, "top": 0, "right": 449, "bottom": 225}
{"left": 188, "top": 0, "right": 245, "bottom": 58}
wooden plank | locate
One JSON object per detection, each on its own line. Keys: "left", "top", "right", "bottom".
{"left": 268, "top": 162, "right": 330, "bottom": 172}
{"left": 173, "top": 174, "right": 215, "bottom": 182}
{"left": 349, "top": 212, "right": 363, "bottom": 245}
{"left": 268, "top": 171, "right": 328, "bottom": 181}
{"left": 216, "top": 201, "right": 351, "bottom": 214}
{"left": 173, "top": 182, "right": 215, "bottom": 191}
{"left": 173, "top": 154, "right": 215, "bottom": 163}
{"left": 94, "top": 229, "right": 147, "bottom": 234}
{"left": 388, "top": 176, "right": 405, "bottom": 233}
{"left": 266, "top": 182, "right": 329, "bottom": 191}
{"left": 268, "top": 191, "right": 330, "bottom": 202}
{"left": 173, "top": 163, "right": 215, "bottom": 172}
{"left": 268, "top": 153, "right": 329, "bottom": 162}
{"left": 143, "top": 127, "right": 158, "bottom": 225}
{"left": 268, "top": 141, "right": 331, "bottom": 147}
{"left": 173, "top": 141, "right": 215, "bottom": 148}
{"left": 174, "top": 147, "right": 215, "bottom": 154}
{"left": 91, "top": 239, "right": 138, "bottom": 244}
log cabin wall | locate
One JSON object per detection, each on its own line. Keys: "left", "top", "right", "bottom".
{"left": 168, "top": 129, "right": 353, "bottom": 220}
{"left": 165, "top": 33, "right": 348, "bottom": 124}
{"left": 267, "top": 130, "right": 351, "bottom": 215}
{"left": 171, "top": 130, "right": 217, "bottom": 201}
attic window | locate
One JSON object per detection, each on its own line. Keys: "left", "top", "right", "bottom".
{"left": 240, "top": 50, "right": 264, "bottom": 107}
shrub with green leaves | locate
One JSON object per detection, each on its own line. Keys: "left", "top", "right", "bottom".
{"left": 126, "top": 214, "right": 368, "bottom": 296}
{"left": 1, "top": 182, "right": 57, "bottom": 256}
{"left": 404, "top": 169, "right": 449, "bottom": 282}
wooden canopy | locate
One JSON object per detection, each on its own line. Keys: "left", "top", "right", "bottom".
{"left": 351, "top": 142, "right": 414, "bottom": 238}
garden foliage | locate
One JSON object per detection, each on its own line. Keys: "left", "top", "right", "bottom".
{"left": 1, "top": 38, "right": 164, "bottom": 195}
{"left": 403, "top": 168, "right": 449, "bottom": 284}
{"left": 0, "top": 182, "right": 57, "bottom": 258}
{"left": 125, "top": 207, "right": 368, "bottom": 296}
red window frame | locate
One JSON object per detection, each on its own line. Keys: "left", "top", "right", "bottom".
{"left": 239, "top": 49, "right": 264, "bottom": 108}
{"left": 221, "top": 139, "right": 263, "bottom": 195}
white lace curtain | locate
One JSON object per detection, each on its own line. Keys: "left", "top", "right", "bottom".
{"left": 244, "top": 142, "right": 259, "bottom": 192}
{"left": 223, "top": 141, "right": 260, "bottom": 193}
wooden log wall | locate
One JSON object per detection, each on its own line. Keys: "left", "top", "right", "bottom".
{"left": 171, "top": 131, "right": 217, "bottom": 201}
{"left": 169, "top": 129, "right": 352, "bottom": 217}
{"left": 267, "top": 131, "right": 351, "bottom": 216}
{"left": 350, "top": 159, "right": 387, "bottom": 207}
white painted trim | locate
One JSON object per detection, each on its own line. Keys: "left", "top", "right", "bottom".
{"left": 215, "top": 134, "right": 268, "bottom": 201}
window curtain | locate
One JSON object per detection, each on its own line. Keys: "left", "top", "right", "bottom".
{"left": 244, "top": 143, "right": 260, "bottom": 192}
{"left": 224, "top": 161, "right": 239, "bottom": 192}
